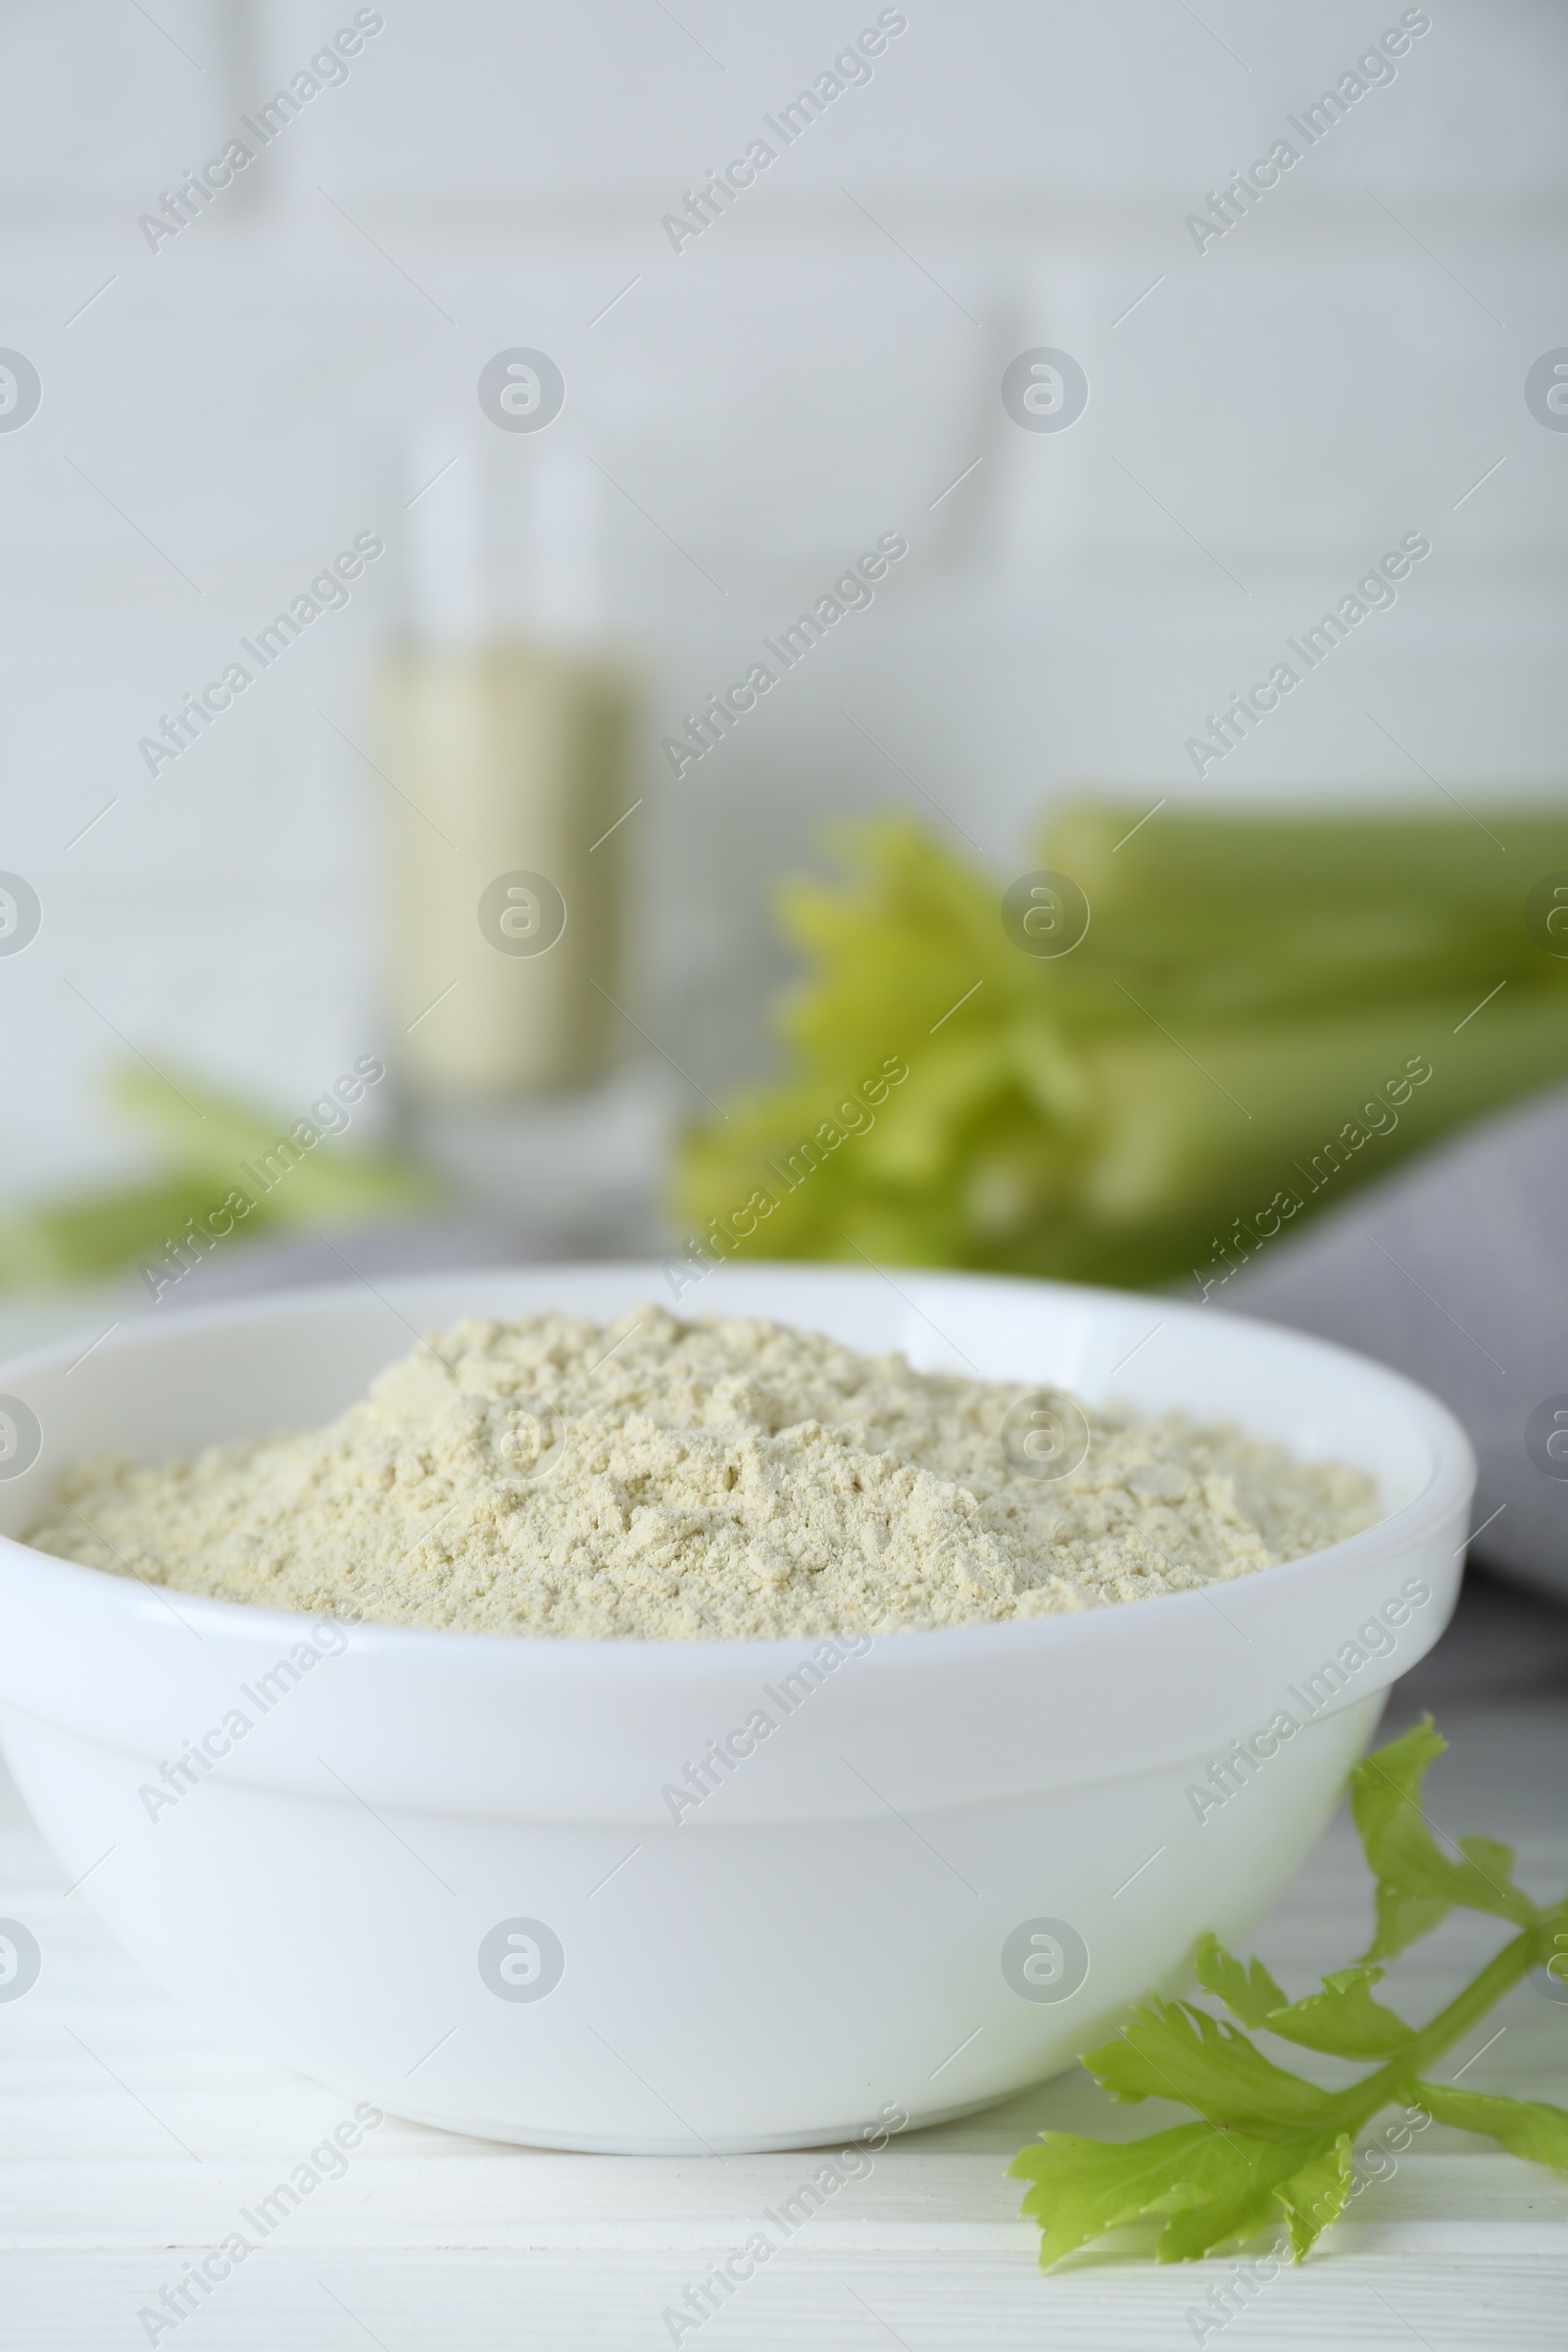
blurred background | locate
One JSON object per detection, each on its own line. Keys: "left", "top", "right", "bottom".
{"left": 2, "top": 0, "right": 1566, "bottom": 1505}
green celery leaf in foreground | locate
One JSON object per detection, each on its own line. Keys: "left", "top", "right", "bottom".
{"left": 1010, "top": 2123, "right": 1221, "bottom": 2267}
{"left": 1349, "top": 1719, "right": 1538, "bottom": 1958}
{"left": 1083, "top": 2000, "right": 1339, "bottom": 2138}
{"left": 1014, "top": 1716, "right": 1568, "bottom": 2270}
{"left": 1262, "top": 1965, "right": 1416, "bottom": 2059}
{"left": 1153, "top": 2131, "right": 1351, "bottom": 2265}
{"left": 1192, "top": 1935, "right": 1288, "bottom": 2028}
{"left": 1401, "top": 2082, "right": 1568, "bottom": 2170}
{"left": 1009, "top": 2125, "right": 1354, "bottom": 2267}
{"left": 1270, "top": 2135, "right": 1354, "bottom": 2263}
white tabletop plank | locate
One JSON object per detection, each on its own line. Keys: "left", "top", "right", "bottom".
{"left": 4, "top": 2248, "right": 1567, "bottom": 2352}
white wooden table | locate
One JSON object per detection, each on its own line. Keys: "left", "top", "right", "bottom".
{"left": 3, "top": 1608, "right": 1566, "bottom": 2350}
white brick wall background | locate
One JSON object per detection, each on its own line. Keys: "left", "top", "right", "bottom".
{"left": 2, "top": 0, "right": 1565, "bottom": 1200}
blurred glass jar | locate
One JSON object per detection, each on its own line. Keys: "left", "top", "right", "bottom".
{"left": 384, "top": 642, "right": 635, "bottom": 1096}
{"left": 380, "top": 433, "right": 639, "bottom": 1100}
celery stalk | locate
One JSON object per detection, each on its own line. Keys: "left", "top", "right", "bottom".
{"left": 670, "top": 809, "right": 1568, "bottom": 1290}
{"left": 0, "top": 1068, "right": 441, "bottom": 1292}
{"left": 107, "top": 1067, "right": 440, "bottom": 1221}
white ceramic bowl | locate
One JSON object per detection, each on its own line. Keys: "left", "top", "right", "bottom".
{"left": 0, "top": 1265, "right": 1473, "bottom": 2153}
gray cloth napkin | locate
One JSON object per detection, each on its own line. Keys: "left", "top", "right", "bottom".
{"left": 1225, "top": 1082, "right": 1568, "bottom": 1605}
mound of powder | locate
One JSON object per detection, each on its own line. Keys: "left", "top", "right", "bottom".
{"left": 27, "top": 1304, "right": 1380, "bottom": 1639}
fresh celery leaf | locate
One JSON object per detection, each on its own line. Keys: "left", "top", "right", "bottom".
{"left": 1016, "top": 1720, "right": 1568, "bottom": 2279}
{"left": 1369, "top": 1888, "right": 1456, "bottom": 1961}
{"left": 1152, "top": 2132, "right": 1332, "bottom": 2263}
{"left": 1272, "top": 2134, "right": 1353, "bottom": 2261}
{"left": 1403, "top": 2082, "right": 1568, "bottom": 2170}
{"left": 1458, "top": 1834, "right": 1523, "bottom": 1887}
{"left": 1008, "top": 2122, "right": 1218, "bottom": 2266}
{"left": 1193, "top": 1934, "right": 1288, "bottom": 2028}
{"left": 1011, "top": 2121, "right": 1325, "bottom": 2268}
{"left": 1083, "top": 1999, "right": 1339, "bottom": 2139}
{"left": 1263, "top": 1965, "right": 1415, "bottom": 2059}
{"left": 1350, "top": 1717, "right": 1538, "bottom": 1958}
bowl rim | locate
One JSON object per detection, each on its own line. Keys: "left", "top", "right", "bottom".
{"left": 0, "top": 1260, "right": 1478, "bottom": 1675}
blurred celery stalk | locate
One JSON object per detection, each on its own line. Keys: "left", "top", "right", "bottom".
{"left": 0, "top": 1067, "right": 441, "bottom": 1292}
{"left": 105, "top": 1069, "right": 437, "bottom": 1221}
{"left": 671, "top": 808, "right": 1568, "bottom": 1291}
